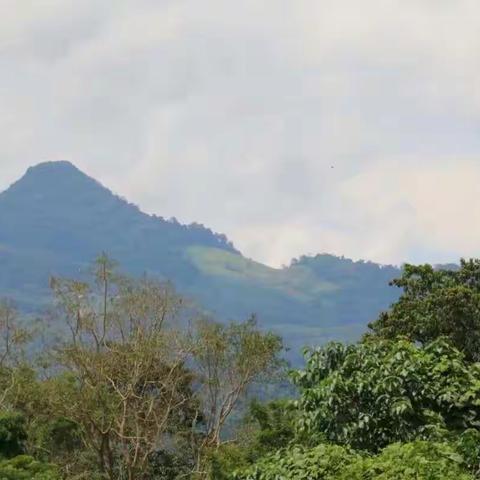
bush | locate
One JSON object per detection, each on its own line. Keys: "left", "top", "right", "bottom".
{"left": 0, "top": 413, "right": 27, "bottom": 459}
{"left": 232, "top": 443, "right": 358, "bottom": 480}
{"left": 232, "top": 441, "right": 475, "bottom": 480}
{"left": 341, "top": 441, "right": 472, "bottom": 480}
{"left": 0, "top": 455, "right": 60, "bottom": 479}
{"left": 208, "top": 399, "right": 297, "bottom": 479}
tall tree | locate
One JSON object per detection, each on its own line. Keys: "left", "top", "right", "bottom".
{"left": 368, "top": 259, "right": 480, "bottom": 361}
{"left": 190, "top": 317, "right": 284, "bottom": 477}
{"left": 0, "top": 299, "right": 27, "bottom": 368}
{"left": 49, "top": 256, "right": 197, "bottom": 480}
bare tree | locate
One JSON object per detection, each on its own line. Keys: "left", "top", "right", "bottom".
{"left": 47, "top": 256, "right": 284, "bottom": 479}
{"left": 0, "top": 299, "right": 20, "bottom": 367}
{"left": 49, "top": 255, "right": 197, "bottom": 480}
{"left": 191, "top": 316, "right": 283, "bottom": 476}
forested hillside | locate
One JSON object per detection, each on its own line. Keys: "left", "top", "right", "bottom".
{"left": 0, "top": 162, "right": 400, "bottom": 353}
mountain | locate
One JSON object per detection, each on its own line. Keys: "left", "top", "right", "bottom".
{"left": 0, "top": 161, "right": 401, "bottom": 356}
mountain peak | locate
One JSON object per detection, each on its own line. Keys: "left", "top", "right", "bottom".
{"left": 0, "top": 160, "right": 238, "bottom": 262}
{"left": 23, "top": 159, "right": 88, "bottom": 180}
{"left": 27, "top": 160, "right": 79, "bottom": 173}
{"left": 21, "top": 160, "right": 94, "bottom": 184}
{"left": 2, "top": 160, "right": 106, "bottom": 200}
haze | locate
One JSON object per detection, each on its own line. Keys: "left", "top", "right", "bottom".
{"left": 1, "top": 0, "right": 479, "bottom": 266}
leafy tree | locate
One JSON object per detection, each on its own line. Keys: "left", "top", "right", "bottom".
{"left": 145, "top": 449, "right": 194, "bottom": 480}
{"left": 291, "top": 338, "right": 480, "bottom": 452}
{"left": 42, "top": 255, "right": 284, "bottom": 479}
{"left": 0, "top": 363, "right": 97, "bottom": 477}
{"left": 368, "top": 259, "right": 480, "bottom": 361}
{"left": 454, "top": 429, "right": 480, "bottom": 477}
{"left": 48, "top": 256, "right": 198, "bottom": 480}
{"left": 40, "top": 417, "right": 81, "bottom": 457}
{"left": 193, "top": 318, "right": 283, "bottom": 447}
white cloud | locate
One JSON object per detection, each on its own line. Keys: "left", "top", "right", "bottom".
{"left": 1, "top": 1, "right": 480, "bottom": 266}
{"left": 336, "top": 158, "right": 480, "bottom": 263}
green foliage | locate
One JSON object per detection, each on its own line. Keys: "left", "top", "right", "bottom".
{"left": 146, "top": 449, "right": 194, "bottom": 480}
{"left": 208, "top": 444, "right": 252, "bottom": 480}
{"left": 0, "top": 256, "right": 288, "bottom": 480}
{"left": 369, "top": 259, "right": 480, "bottom": 361}
{"left": 233, "top": 441, "right": 475, "bottom": 480}
{"left": 292, "top": 338, "right": 480, "bottom": 451}
{"left": 8, "top": 247, "right": 480, "bottom": 479}
{"left": 0, "top": 455, "right": 60, "bottom": 480}
{"left": 0, "top": 413, "right": 27, "bottom": 459}
{"left": 232, "top": 443, "right": 358, "bottom": 480}
{"left": 208, "top": 399, "right": 297, "bottom": 479}
{"left": 456, "top": 429, "right": 480, "bottom": 475}
{"left": 245, "top": 399, "right": 297, "bottom": 454}
{"left": 343, "top": 441, "right": 473, "bottom": 480}
{"left": 38, "top": 417, "right": 81, "bottom": 457}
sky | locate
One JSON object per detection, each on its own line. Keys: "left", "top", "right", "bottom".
{"left": 1, "top": 0, "right": 480, "bottom": 267}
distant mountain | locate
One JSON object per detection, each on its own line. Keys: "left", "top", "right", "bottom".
{"left": 0, "top": 161, "right": 401, "bottom": 357}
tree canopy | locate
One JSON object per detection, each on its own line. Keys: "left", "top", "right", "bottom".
{"left": 292, "top": 337, "right": 480, "bottom": 451}
{"left": 0, "top": 255, "right": 284, "bottom": 479}
{"left": 2, "top": 255, "right": 480, "bottom": 479}
{"left": 369, "top": 259, "right": 480, "bottom": 361}
{"left": 229, "top": 259, "right": 480, "bottom": 480}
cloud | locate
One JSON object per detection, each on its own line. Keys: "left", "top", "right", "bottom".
{"left": 1, "top": 1, "right": 480, "bottom": 267}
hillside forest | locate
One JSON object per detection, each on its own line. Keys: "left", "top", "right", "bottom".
{"left": 0, "top": 256, "right": 480, "bottom": 478}
{"left": 0, "top": 161, "right": 402, "bottom": 360}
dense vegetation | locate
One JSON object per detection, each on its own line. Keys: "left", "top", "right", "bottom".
{"left": 222, "top": 258, "right": 480, "bottom": 479}
{"left": 2, "top": 215, "right": 480, "bottom": 478}
{"left": 0, "top": 255, "right": 283, "bottom": 479}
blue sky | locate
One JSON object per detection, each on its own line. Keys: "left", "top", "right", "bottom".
{"left": 1, "top": 1, "right": 480, "bottom": 267}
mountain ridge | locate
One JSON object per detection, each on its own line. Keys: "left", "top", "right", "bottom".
{"left": 1, "top": 160, "right": 237, "bottom": 252}
{"left": 0, "top": 161, "right": 402, "bottom": 355}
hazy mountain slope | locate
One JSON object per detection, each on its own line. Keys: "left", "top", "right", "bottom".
{"left": 0, "top": 161, "right": 401, "bottom": 352}
{"left": 187, "top": 247, "right": 401, "bottom": 353}
{"left": 0, "top": 161, "right": 236, "bottom": 307}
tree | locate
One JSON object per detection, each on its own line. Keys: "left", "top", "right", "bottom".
{"left": 368, "top": 259, "right": 480, "bottom": 361}
{"left": 291, "top": 338, "right": 480, "bottom": 452}
{"left": 48, "top": 256, "right": 198, "bottom": 480}
{"left": 191, "top": 317, "right": 284, "bottom": 476}
{"left": 0, "top": 256, "right": 287, "bottom": 479}
{"left": 0, "top": 300, "right": 28, "bottom": 368}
